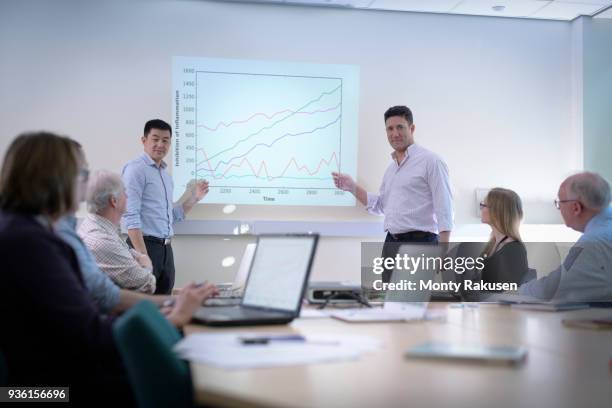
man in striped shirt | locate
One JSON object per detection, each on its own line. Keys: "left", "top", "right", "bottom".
{"left": 332, "top": 105, "right": 454, "bottom": 282}
{"left": 79, "top": 170, "right": 157, "bottom": 293}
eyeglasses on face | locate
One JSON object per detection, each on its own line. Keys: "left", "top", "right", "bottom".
{"left": 554, "top": 198, "right": 579, "bottom": 210}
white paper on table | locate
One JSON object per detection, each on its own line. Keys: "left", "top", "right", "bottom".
{"left": 487, "top": 293, "right": 589, "bottom": 309}
{"left": 487, "top": 293, "right": 546, "bottom": 304}
{"left": 174, "top": 333, "right": 381, "bottom": 369}
{"left": 330, "top": 302, "right": 446, "bottom": 322}
{"left": 299, "top": 308, "right": 333, "bottom": 318}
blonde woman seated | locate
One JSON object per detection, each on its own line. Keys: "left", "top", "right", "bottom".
{"left": 456, "top": 188, "right": 529, "bottom": 300}
{"left": 477, "top": 187, "right": 529, "bottom": 286}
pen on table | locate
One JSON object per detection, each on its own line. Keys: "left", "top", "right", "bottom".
{"left": 239, "top": 335, "right": 339, "bottom": 346}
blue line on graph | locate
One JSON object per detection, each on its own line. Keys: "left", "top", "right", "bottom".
{"left": 201, "top": 84, "right": 341, "bottom": 163}
{"left": 197, "top": 115, "right": 341, "bottom": 173}
{"left": 196, "top": 174, "right": 333, "bottom": 181}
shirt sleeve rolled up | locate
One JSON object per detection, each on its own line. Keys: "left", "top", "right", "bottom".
{"left": 172, "top": 203, "right": 185, "bottom": 223}
{"left": 122, "top": 163, "right": 145, "bottom": 230}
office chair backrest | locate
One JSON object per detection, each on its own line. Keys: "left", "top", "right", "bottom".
{"left": 525, "top": 242, "right": 561, "bottom": 279}
{"left": 113, "top": 301, "right": 193, "bottom": 408}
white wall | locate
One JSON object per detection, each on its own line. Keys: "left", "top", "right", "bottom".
{"left": 582, "top": 16, "right": 612, "bottom": 181}
{"left": 0, "top": 0, "right": 578, "bottom": 222}
{"left": 0, "top": 0, "right": 589, "bottom": 285}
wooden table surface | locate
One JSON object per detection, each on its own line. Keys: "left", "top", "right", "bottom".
{"left": 184, "top": 304, "right": 612, "bottom": 408}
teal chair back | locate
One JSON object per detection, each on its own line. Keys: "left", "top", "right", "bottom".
{"left": 113, "top": 300, "right": 193, "bottom": 408}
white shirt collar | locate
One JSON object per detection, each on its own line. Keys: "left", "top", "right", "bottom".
{"left": 391, "top": 143, "right": 418, "bottom": 165}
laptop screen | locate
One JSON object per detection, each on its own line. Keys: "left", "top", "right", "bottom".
{"left": 242, "top": 235, "right": 317, "bottom": 312}
{"left": 232, "top": 243, "right": 257, "bottom": 291}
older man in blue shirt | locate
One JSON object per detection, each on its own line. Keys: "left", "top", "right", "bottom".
{"left": 122, "top": 119, "right": 208, "bottom": 294}
{"left": 520, "top": 172, "right": 612, "bottom": 301}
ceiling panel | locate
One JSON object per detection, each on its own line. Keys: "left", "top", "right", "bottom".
{"left": 231, "top": 0, "right": 612, "bottom": 20}
{"left": 369, "top": 0, "right": 461, "bottom": 13}
{"left": 556, "top": 0, "right": 610, "bottom": 5}
{"left": 595, "top": 5, "right": 612, "bottom": 16}
{"left": 531, "top": 1, "right": 607, "bottom": 19}
{"left": 451, "top": 0, "right": 549, "bottom": 18}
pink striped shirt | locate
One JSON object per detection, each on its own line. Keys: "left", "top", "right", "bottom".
{"left": 366, "top": 143, "right": 454, "bottom": 235}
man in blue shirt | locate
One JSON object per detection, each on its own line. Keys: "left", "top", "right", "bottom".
{"left": 520, "top": 172, "right": 612, "bottom": 301}
{"left": 122, "top": 119, "right": 208, "bottom": 294}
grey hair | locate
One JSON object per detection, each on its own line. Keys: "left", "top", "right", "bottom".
{"left": 567, "top": 172, "right": 611, "bottom": 211}
{"left": 86, "top": 170, "right": 124, "bottom": 213}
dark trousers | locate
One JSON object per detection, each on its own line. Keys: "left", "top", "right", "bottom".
{"left": 127, "top": 237, "right": 175, "bottom": 295}
{"left": 381, "top": 231, "right": 439, "bottom": 283}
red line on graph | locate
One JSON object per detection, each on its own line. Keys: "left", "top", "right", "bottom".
{"left": 198, "top": 103, "right": 341, "bottom": 132}
{"left": 198, "top": 148, "right": 339, "bottom": 181}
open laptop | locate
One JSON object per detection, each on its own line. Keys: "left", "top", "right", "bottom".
{"left": 331, "top": 243, "right": 439, "bottom": 322}
{"left": 193, "top": 234, "right": 319, "bottom": 326}
{"left": 204, "top": 243, "right": 256, "bottom": 306}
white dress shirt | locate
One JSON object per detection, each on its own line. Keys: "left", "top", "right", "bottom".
{"left": 78, "top": 213, "right": 156, "bottom": 294}
{"left": 366, "top": 143, "right": 454, "bottom": 235}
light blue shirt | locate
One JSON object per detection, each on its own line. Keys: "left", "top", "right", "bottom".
{"left": 519, "top": 206, "right": 612, "bottom": 301}
{"left": 55, "top": 215, "right": 121, "bottom": 312}
{"left": 121, "top": 153, "right": 185, "bottom": 238}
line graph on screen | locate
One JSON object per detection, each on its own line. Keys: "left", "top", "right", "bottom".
{"left": 173, "top": 57, "right": 358, "bottom": 206}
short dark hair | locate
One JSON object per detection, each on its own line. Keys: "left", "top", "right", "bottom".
{"left": 384, "top": 106, "right": 413, "bottom": 125}
{"left": 0, "top": 132, "right": 80, "bottom": 217}
{"left": 143, "top": 119, "right": 172, "bottom": 137}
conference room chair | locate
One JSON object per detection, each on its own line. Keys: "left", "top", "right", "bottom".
{"left": 113, "top": 301, "right": 194, "bottom": 408}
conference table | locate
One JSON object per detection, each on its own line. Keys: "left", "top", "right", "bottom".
{"left": 184, "top": 304, "right": 612, "bottom": 408}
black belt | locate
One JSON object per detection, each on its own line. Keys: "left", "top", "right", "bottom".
{"left": 388, "top": 231, "right": 437, "bottom": 240}
{"left": 143, "top": 236, "right": 172, "bottom": 245}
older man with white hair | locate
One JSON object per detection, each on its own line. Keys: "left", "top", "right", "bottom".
{"left": 79, "top": 170, "right": 156, "bottom": 293}
{"left": 520, "top": 172, "right": 612, "bottom": 301}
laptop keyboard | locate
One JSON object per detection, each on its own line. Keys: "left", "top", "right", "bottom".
{"left": 216, "top": 288, "right": 241, "bottom": 298}
{"left": 230, "top": 308, "right": 287, "bottom": 318}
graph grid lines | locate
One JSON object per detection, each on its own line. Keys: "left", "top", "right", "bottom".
{"left": 172, "top": 57, "right": 358, "bottom": 206}
{"left": 194, "top": 70, "right": 343, "bottom": 190}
